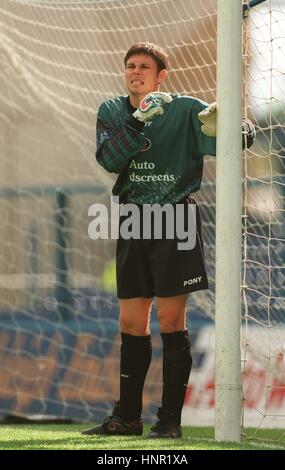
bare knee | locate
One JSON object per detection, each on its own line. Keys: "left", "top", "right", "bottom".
{"left": 157, "top": 295, "right": 188, "bottom": 333}
{"left": 119, "top": 297, "right": 152, "bottom": 336}
{"left": 120, "top": 316, "right": 150, "bottom": 335}
{"left": 157, "top": 304, "right": 186, "bottom": 332}
{"left": 158, "top": 315, "right": 184, "bottom": 333}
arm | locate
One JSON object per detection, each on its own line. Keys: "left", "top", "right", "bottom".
{"left": 96, "top": 93, "right": 172, "bottom": 174}
{"left": 96, "top": 103, "right": 145, "bottom": 174}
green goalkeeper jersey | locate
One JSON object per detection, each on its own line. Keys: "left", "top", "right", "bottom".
{"left": 96, "top": 94, "right": 216, "bottom": 204}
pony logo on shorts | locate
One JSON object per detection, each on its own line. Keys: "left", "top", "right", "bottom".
{"left": 140, "top": 138, "right": 152, "bottom": 152}
{"left": 183, "top": 276, "right": 202, "bottom": 287}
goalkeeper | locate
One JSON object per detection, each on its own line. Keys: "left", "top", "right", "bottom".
{"left": 82, "top": 42, "right": 255, "bottom": 439}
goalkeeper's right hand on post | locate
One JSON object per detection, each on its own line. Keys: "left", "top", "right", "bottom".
{"left": 133, "top": 92, "right": 173, "bottom": 123}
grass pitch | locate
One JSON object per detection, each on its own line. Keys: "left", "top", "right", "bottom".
{"left": 0, "top": 424, "right": 284, "bottom": 450}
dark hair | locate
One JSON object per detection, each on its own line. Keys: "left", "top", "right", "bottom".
{"left": 124, "top": 42, "right": 168, "bottom": 72}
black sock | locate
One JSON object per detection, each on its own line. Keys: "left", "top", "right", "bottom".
{"left": 158, "top": 330, "right": 192, "bottom": 425}
{"left": 118, "top": 333, "right": 152, "bottom": 422}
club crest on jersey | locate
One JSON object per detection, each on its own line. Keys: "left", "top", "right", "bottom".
{"left": 97, "top": 129, "right": 112, "bottom": 145}
{"left": 140, "top": 138, "right": 152, "bottom": 152}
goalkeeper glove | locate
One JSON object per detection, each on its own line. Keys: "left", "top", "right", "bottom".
{"left": 198, "top": 103, "right": 256, "bottom": 149}
{"left": 133, "top": 92, "right": 173, "bottom": 123}
{"left": 242, "top": 117, "right": 256, "bottom": 149}
{"left": 198, "top": 102, "right": 217, "bottom": 137}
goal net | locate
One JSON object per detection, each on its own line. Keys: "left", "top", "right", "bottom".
{"left": 0, "top": 0, "right": 284, "bottom": 436}
{"left": 242, "top": 0, "right": 285, "bottom": 433}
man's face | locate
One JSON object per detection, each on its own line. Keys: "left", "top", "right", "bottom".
{"left": 125, "top": 54, "right": 165, "bottom": 100}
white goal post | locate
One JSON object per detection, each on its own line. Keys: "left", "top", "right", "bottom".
{"left": 215, "top": 0, "right": 243, "bottom": 443}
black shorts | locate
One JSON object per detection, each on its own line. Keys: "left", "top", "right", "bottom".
{"left": 116, "top": 196, "right": 208, "bottom": 298}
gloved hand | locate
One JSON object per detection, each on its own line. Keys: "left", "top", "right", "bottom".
{"left": 242, "top": 117, "right": 256, "bottom": 149}
{"left": 198, "top": 103, "right": 256, "bottom": 149}
{"left": 133, "top": 91, "right": 173, "bottom": 123}
{"left": 198, "top": 102, "right": 217, "bottom": 137}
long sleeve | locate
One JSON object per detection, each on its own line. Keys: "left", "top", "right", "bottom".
{"left": 96, "top": 102, "right": 145, "bottom": 174}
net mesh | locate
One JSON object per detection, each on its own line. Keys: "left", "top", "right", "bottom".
{"left": 242, "top": 0, "right": 285, "bottom": 432}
